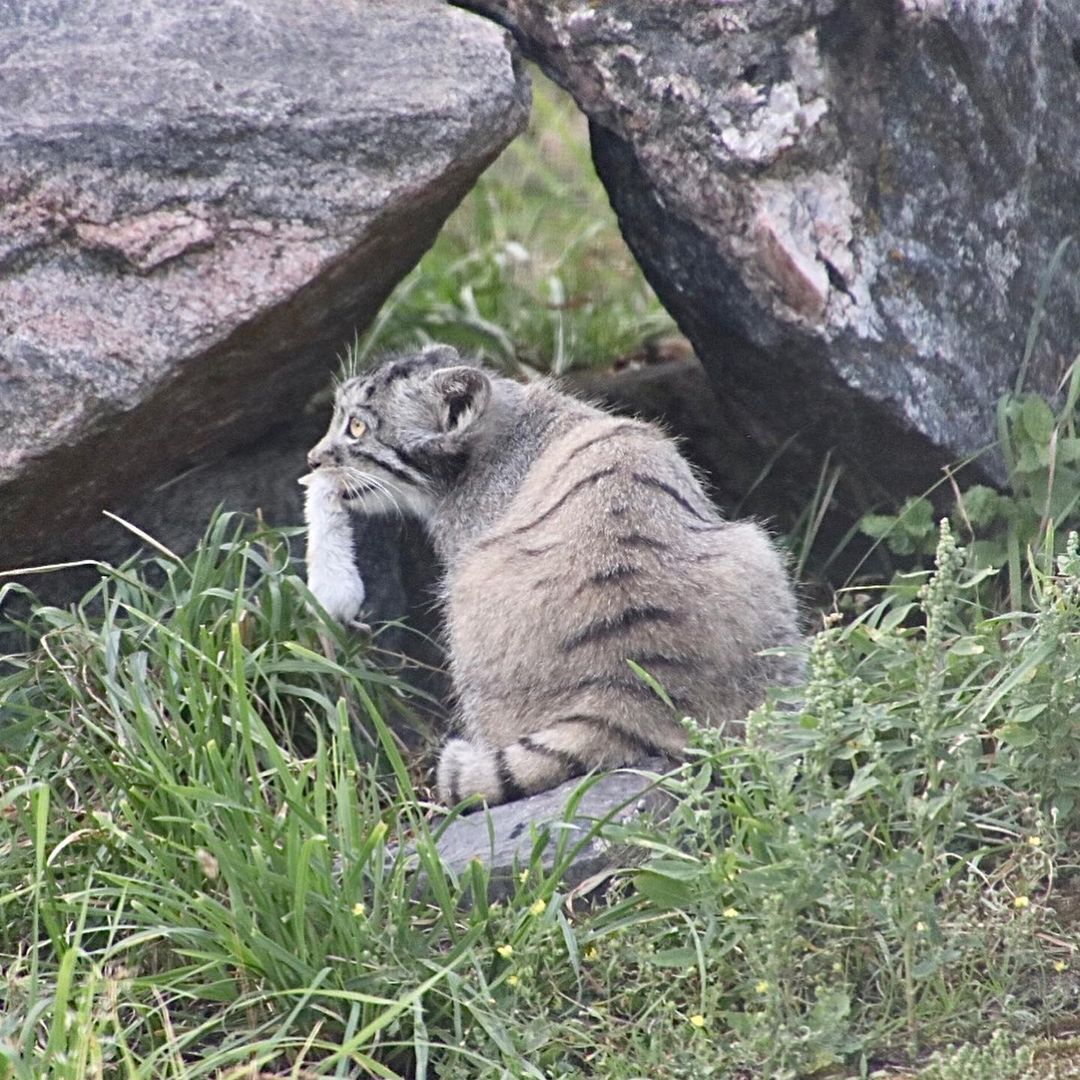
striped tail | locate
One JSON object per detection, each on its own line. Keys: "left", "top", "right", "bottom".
{"left": 436, "top": 713, "right": 670, "bottom": 807}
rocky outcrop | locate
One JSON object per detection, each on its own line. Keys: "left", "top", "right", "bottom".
{"left": 458, "top": 0, "right": 1080, "bottom": 505}
{"left": 0, "top": 0, "right": 528, "bottom": 572}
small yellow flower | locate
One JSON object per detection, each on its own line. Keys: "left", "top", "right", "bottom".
{"left": 518, "top": 870, "right": 529, "bottom": 883}
{"left": 1013, "top": 895, "right": 1031, "bottom": 909}
{"left": 915, "top": 921, "right": 926, "bottom": 933}
{"left": 1027, "top": 836, "right": 1042, "bottom": 847}
{"left": 723, "top": 907, "right": 739, "bottom": 919}
{"left": 529, "top": 898, "right": 546, "bottom": 916}
{"left": 584, "top": 946, "right": 599, "bottom": 961}
{"left": 497, "top": 944, "right": 514, "bottom": 959}
{"left": 755, "top": 980, "right": 770, "bottom": 994}
{"left": 352, "top": 902, "right": 366, "bottom": 917}
{"left": 689, "top": 1014, "right": 706, "bottom": 1028}
{"left": 507, "top": 974, "right": 520, "bottom": 987}
{"left": 1054, "top": 960, "right": 1068, "bottom": 973}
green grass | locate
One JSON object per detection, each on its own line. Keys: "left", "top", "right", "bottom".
{"left": 356, "top": 68, "right": 675, "bottom": 375}
{"left": 2, "top": 516, "right": 1078, "bottom": 1078}
{"left": 0, "top": 518, "right": 578, "bottom": 1078}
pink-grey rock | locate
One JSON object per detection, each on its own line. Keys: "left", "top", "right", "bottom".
{"left": 0, "top": 0, "right": 528, "bottom": 570}
{"left": 458, "top": 0, "right": 1080, "bottom": 503}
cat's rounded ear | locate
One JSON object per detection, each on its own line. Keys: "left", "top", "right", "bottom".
{"left": 419, "top": 343, "right": 461, "bottom": 367}
{"left": 431, "top": 366, "right": 491, "bottom": 434}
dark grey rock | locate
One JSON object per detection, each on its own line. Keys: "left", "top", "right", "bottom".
{"left": 429, "top": 758, "right": 672, "bottom": 898}
{"left": 0, "top": 0, "right": 528, "bottom": 571}
{"left": 459, "top": 0, "right": 1080, "bottom": 506}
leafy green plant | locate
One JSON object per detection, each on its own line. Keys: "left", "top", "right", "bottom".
{"left": 913, "top": 1030, "right": 1035, "bottom": 1080}
{"left": 592, "top": 521, "right": 1080, "bottom": 1077}
{"left": 912, "top": 1032, "right": 1080, "bottom": 1080}
{"left": 861, "top": 239, "right": 1080, "bottom": 613}
{"left": 862, "top": 381, "right": 1080, "bottom": 605}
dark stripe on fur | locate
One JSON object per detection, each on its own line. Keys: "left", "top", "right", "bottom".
{"left": 518, "top": 735, "right": 589, "bottom": 778}
{"left": 690, "top": 549, "right": 730, "bottom": 562}
{"left": 561, "top": 605, "right": 678, "bottom": 652}
{"left": 477, "top": 466, "right": 619, "bottom": 549}
{"left": 477, "top": 671, "right": 684, "bottom": 706}
{"left": 391, "top": 443, "right": 426, "bottom": 474}
{"left": 560, "top": 423, "right": 639, "bottom": 467}
{"left": 448, "top": 761, "right": 461, "bottom": 807}
{"left": 630, "top": 652, "right": 695, "bottom": 669}
{"left": 426, "top": 448, "right": 470, "bottom": 488}
{"left": 378, "top": 352, "right": 445, "bottom": 388}
{"left": 519, "top": 542, "right": 559, "bottom": 556}
{"left": 570, "top": 673, "right": 686, "bottom": 708}
{"left": 352, "top": 447, "right": 417, "bottom": 485}
{"left": 379, "top": 362, "right": 408, "bottom": 387}
{"left": 395, "top": 442, "right": 469, "bottom": 488}
{"left": 494, "top": 748, "right": 526, "bottom": 802}
{"left": 510, "top": 465, "right": 619, "bottom": 536}
{"left": 380, "top": 358, "right": 425, "bottom": 388}
{"left": 616, "top": 532, "right": 670, "bottom": 550}
{"left": 580, "top": 563, "right": 640, "bottom": 589}
{"left": 552, "top": 713, "right": 663, "bottom": 758}
{"left": 631, "top": 473, "right": 713, "bottom": 523}
{"left": 568, "top": 673, "right": 690, "bottom": 709}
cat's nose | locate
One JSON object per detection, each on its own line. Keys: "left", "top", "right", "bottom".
{"left": 307, "top": 450, "right": 322, "bottom": 470}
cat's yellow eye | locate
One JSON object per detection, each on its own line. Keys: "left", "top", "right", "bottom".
{"left": 348, "top": 417, "right": 366, "bottom": 439}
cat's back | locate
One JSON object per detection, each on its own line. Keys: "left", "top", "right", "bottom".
{"left": 446, "top": 411, "right": 799, "bottom": 742}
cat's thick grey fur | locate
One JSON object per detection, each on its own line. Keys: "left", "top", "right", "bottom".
{"left": 305, "top": 344, "right": 802, "bottom": 805}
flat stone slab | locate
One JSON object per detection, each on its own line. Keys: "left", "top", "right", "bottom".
{"left": 431, "top": 759, "right": 673, "bottom": 898}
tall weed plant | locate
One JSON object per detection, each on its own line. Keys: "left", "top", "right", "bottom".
{"left": 588, "top": 522, "right": 1080, "bottom": 1077}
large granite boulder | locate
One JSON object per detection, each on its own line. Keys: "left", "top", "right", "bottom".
{"left": 458, "top": 0, "right": 1080, "bottom": 504}
{"left": 0, "top": 0, "right": 528, "bottom": 572}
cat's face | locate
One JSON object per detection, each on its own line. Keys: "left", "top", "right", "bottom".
{"left": 306, "top": 345, "right": 491, "bottom": 518}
